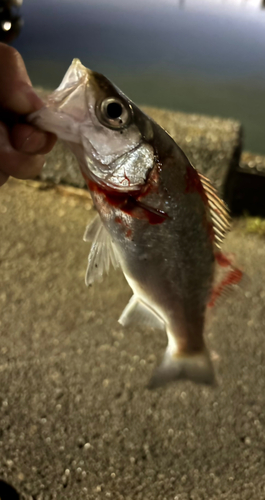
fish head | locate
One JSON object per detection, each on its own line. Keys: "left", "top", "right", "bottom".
{"left": 31, "top": 59, "right": 155, "bottom": 191}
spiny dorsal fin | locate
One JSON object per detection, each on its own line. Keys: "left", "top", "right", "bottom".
{"left": 198, "top": 173, "right": 231, "bottom": 248}
{"left": 83, "top": 213, "right": 120, "bottom": 286}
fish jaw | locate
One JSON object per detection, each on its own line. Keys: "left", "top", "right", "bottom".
{"left": 42, "top": 58, "right": 93, "bottom": 125}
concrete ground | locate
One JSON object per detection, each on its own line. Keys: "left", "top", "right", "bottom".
{"left": 1, "top": 179, "right": 265, "bottom": 500}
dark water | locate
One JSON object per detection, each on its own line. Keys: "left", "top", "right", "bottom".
{"left": 13, "top": 0, "right": 265, "bottom": 154}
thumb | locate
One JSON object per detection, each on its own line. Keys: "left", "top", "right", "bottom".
{"left": 0, "top": 43, "right": 44, "bottom": 114}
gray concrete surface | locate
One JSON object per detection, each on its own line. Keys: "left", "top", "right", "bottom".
{"left": 1, "top": 179, "right": 265, "bottom": 499}
{"left": 36, "top": 88, "right": 241, "bottom": 196}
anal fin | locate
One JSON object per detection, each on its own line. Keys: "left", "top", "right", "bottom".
{"left": 118, "top": 295, "right": 165, "bottom": 331}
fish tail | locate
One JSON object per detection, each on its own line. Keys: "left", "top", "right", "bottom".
{"left": 148, "top": 345, "right": 215, "bottom": 389}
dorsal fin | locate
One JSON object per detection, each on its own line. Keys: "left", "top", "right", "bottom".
{"left": 198, "top": 173, "right": 231, "bottom": 248}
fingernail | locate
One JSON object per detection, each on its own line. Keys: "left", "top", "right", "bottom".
{"left": 20, "top": 130, "right": 47, "bottom": 154}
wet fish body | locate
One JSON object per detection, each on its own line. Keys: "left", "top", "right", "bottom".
{"left": 29, "top": 59, "right": 239, "bottom": 387}
{"left": 88, "top": 135, "right": 215, "bottom": 386}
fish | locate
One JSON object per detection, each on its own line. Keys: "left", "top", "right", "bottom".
{"left": 29, "top": 59, "right": 243, "bottom": 388}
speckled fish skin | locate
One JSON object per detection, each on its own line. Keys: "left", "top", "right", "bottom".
{"left": 29, "top": 59, "right": 217, "bottom": 387}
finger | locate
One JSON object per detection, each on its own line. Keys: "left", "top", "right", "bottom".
{"left": 0, "top": 43, "right": 43, "bottom": 114}
{"left": 11, "top": 123, "right": 57, "bottom": 155}
{"left": 0, "top": 171, "right": 9, "bottom": 187}
{"left": 0, "top": 122, "right": 45, "bottom": 179}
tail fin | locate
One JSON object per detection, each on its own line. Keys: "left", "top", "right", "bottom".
{"left": 148, "top": 347, "right": 215, "bottom": 389}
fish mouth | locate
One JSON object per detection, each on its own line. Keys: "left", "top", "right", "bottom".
{"left": 55, "top": 58, "right": 92, "bottom": 94}
{"left": 29, "top": 58, "right": 153, "bottom": 196}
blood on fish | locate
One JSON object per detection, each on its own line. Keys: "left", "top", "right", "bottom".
{"left": 137, "top": 162, "right": 161, "bottom": 198}
{"left": 115, "top": 216, "right": 132, "bottom": 238}
{"left": 86, "top": 177, "right": 168, "bottom": 225}
{"left": 208, "top": 268, "right": 243, "bottom": 308}
{"left": 185, "top": 165, "right": 208, "bottom": 205}
{"left": 215, "top": 252, "right": 232, "bottom": 268}
{"left": 133, "top": 201, "right": 168, "bottom": 224}
{"left": 86, "top": 177, "right": 131, "bottom": 207}
{"left": 123, "top": 172, "right": 131, "bottom": 186}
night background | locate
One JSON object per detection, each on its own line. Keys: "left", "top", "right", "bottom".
{"left": 9, "top": 0, "right": 265, "bottom": 155}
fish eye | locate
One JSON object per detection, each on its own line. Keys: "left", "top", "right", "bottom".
{"left": 98, "top": 97, "right": 131, "bottom": 129}
{"left": 106, "top": 101, "right": 123, "bottom": 119}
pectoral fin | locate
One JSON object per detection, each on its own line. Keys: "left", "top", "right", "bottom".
{"left": 83, "top": 213, "right": 120, "bottom": 286}
{"left": 83, "top": 212, "right": 102, "bottom": 242}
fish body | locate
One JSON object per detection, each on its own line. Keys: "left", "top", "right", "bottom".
{"left": 88, "top": 131, "right": 215, "bottom": 385}
{"left": 29, "top": 59, "right": 238, "bottom": 387}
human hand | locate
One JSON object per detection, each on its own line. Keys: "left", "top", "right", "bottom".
{"left": 0, "top": 43, "right": 56, "bottom": 187}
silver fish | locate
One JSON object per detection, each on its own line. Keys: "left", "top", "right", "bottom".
{"left": 30, "top": 59, "right": 241, "bottom": 387}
